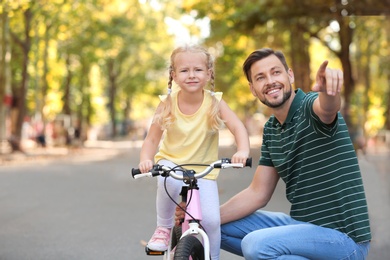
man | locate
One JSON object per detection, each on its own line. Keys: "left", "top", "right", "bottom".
{"left": 219, "top": 48, "right": 371, "bottom": 259}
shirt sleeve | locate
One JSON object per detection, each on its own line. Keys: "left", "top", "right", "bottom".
{"left": 214, "top": 91, "right": 223, "bottom": 102}
{"left": 204, "top": 89, "right": 223, "bottom": 102}
{"left": 259, "top": 121, "right": 274, "bottom": 167}
{"left": 305, "top": 92, "right": 339, "bottom": 137}
{"left": 158, "top": 94, "right": 168, "bottom": 102}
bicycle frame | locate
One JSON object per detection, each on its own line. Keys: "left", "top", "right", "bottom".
{"left": 132, "top": 158, "right": 252, "bottom": 260}
{"left": 180, "top": 187, "right": 210, "bottom": 259}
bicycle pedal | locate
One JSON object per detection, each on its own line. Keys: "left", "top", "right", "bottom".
{"left": 145, "top": 246, "right": 165, "bottom": 256}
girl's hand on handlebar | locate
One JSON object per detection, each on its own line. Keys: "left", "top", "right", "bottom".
{"left": 231, "top": 150, "right": 249, "bottom": 165}
{"left": 174, "top": 201, "right": 186, "bottom": 226}
{"left": 138, "top": 159, "right": 154, "bottom": 173}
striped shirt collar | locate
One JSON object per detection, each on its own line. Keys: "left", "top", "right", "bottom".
{"left": 272, "top": 88, "right": 305, "bottom": 127}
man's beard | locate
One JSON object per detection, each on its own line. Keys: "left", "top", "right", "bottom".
{"left": 260, "top": 84, "right": 292, "bottom": 108}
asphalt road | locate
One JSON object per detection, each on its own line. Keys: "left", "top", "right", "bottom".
{"left": 0, "top": 141, "right": 389, "bottom": 260}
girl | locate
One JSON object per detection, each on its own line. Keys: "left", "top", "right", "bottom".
{"left": 138, "top": 44, "right": 250, "bottom": 260}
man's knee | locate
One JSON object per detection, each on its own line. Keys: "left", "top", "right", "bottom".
{"left": 241, "top": 233, "right": 256, "bottom": 259}
{"left": 241, "top": 232, "right": 272, "bottom": 259}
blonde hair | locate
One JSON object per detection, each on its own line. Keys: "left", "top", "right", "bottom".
{"left": 154, "top": 44, "right": 223, "bottom": 132}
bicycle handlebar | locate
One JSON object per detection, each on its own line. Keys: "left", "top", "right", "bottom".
{"left": 131, "top": 158, "right": 252, "bottom": 180}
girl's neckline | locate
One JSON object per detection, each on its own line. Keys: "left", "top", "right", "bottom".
{"left": 176, "top": 90, "right": 205, "bottom": 116}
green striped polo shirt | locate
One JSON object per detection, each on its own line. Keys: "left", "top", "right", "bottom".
{"left": 259, "top": 89, "right": 371, "bottom": 243}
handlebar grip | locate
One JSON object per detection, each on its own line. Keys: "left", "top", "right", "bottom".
{"left": 218, "top": 158, "right": 252, "bottom": 168}
{"left": 131, "top": 168, "right": 141, "bottom": 178}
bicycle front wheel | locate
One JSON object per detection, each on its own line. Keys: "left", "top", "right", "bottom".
{"left": 170, "top": 226, "right": 182, "bottom": 250}
{"left": 173, "top": 235, "right": 205, "bottom": 260}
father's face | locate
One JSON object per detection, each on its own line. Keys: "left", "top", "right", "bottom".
{"left": 249, "top": 55, "right": 294, "bottom": 108}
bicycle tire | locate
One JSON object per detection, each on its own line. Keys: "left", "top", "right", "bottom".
{"left": 170, "top": 226, "right": 182, "bottom": 250}
{"left": 173, "top": 235, "right": 205, "bottom": 260}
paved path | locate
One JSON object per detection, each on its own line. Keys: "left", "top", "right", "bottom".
{"left": 0, "top": 140, "right": 389, "bottom": 259}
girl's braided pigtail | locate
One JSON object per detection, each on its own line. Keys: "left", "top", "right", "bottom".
{"left": 153, "top": 66, "right": 175, "bottom": 130}
{"left": 208, "top": 67, "right": 224, "bottom": 132}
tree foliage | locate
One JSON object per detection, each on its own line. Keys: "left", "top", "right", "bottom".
{"left": 0, "top": 0, "right": 389, "bottom": 152}
{"left": 182, "top": 0, "right": 390, "bottom": 135}
{"left": 0, "top": 0, "right": 175, "bottom": 150}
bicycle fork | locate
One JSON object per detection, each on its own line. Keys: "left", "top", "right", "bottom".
{"left": 180, "top": 186, "right": 210, "bottom": 259}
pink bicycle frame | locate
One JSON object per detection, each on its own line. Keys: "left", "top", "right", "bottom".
{"left": 180, "top": 188, "right": 210, "bottom": 259}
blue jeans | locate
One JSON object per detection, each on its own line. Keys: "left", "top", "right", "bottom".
{"left": 221, "top": 211, "right": 370, "bottom": 260}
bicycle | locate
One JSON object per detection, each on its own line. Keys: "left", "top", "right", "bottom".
{"left": 132, "top": 157, "right": 252, "bottom": 260}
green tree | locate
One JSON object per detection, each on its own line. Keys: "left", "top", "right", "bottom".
{"left": 3, "top": 0, "right": 176, "bottom": 149}
{"left": 0, "top": 2, "right": 12, "bottom": 152}
{"left": 91, "top": 1, "right": 172, "bottom": 138}
{"left": 182, "top": 0, "right": 390, "bottom": 128}
{"left": 8, "top": 2, "right": 34, "bottom": 151}
{"left": 352, "top": 16, "right": 390, "bottom": 137}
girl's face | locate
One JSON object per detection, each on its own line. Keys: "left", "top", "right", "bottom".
{"left": 249, "top": 54, "right": 294, "bottom": 108}
{"left": 172, "top": 51, "right": 211, "bottom": 93}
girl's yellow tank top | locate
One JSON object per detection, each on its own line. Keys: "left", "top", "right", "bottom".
{"left": 154, "top": 89, "right": 222, "bottom": 180}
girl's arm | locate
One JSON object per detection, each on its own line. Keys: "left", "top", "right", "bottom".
{"left": 138, "top": 104, "right": 164, "bottom": 173}
{"left": 219, "top": 99, "right": 250, "bottom": 164}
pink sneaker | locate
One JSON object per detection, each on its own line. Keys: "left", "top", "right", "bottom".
{"left": 147, "top": 227, "right": 171, "bottom": 251}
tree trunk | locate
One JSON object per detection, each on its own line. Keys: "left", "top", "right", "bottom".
{"left": 336, "top": 16, "right": 354, "bottom": 127}
{"left": 41, "top": 22, "right": 51, "bottom": 116}
{"left": 62, "top": 54, "right": 72, "bottom": 115}
{"left": 10, "top": 8, "right": 33, "bottom": 152}
{"left": 0, "top": 9, "right": 12, "bottom": 153}
{"left": 79, "top": 60, "right": 91, "bottom": 139}
{"left": 385, "top": 74, "right": 390, "bottom": 130}
{"left": 289, "top": 21, "right": 311, "bottom": 92}
{"left": 107, "top": 59, "right": 117, "bottom": 138}
{"left": 384, "top": 16, "right": 390, "bottom": 130}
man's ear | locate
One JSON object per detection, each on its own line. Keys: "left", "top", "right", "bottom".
{"left": 288, "top": 68, "right": 295, "bottom": 84}
{"left": 249, "top": 83, "right": 257, "bottom": 97}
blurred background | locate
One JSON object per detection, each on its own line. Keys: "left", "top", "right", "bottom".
{"left": 0, "top": 0, "right": 389, "bottom": 153}
{"left": 0, "top": 1, "right": 390, "bottom": 260}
